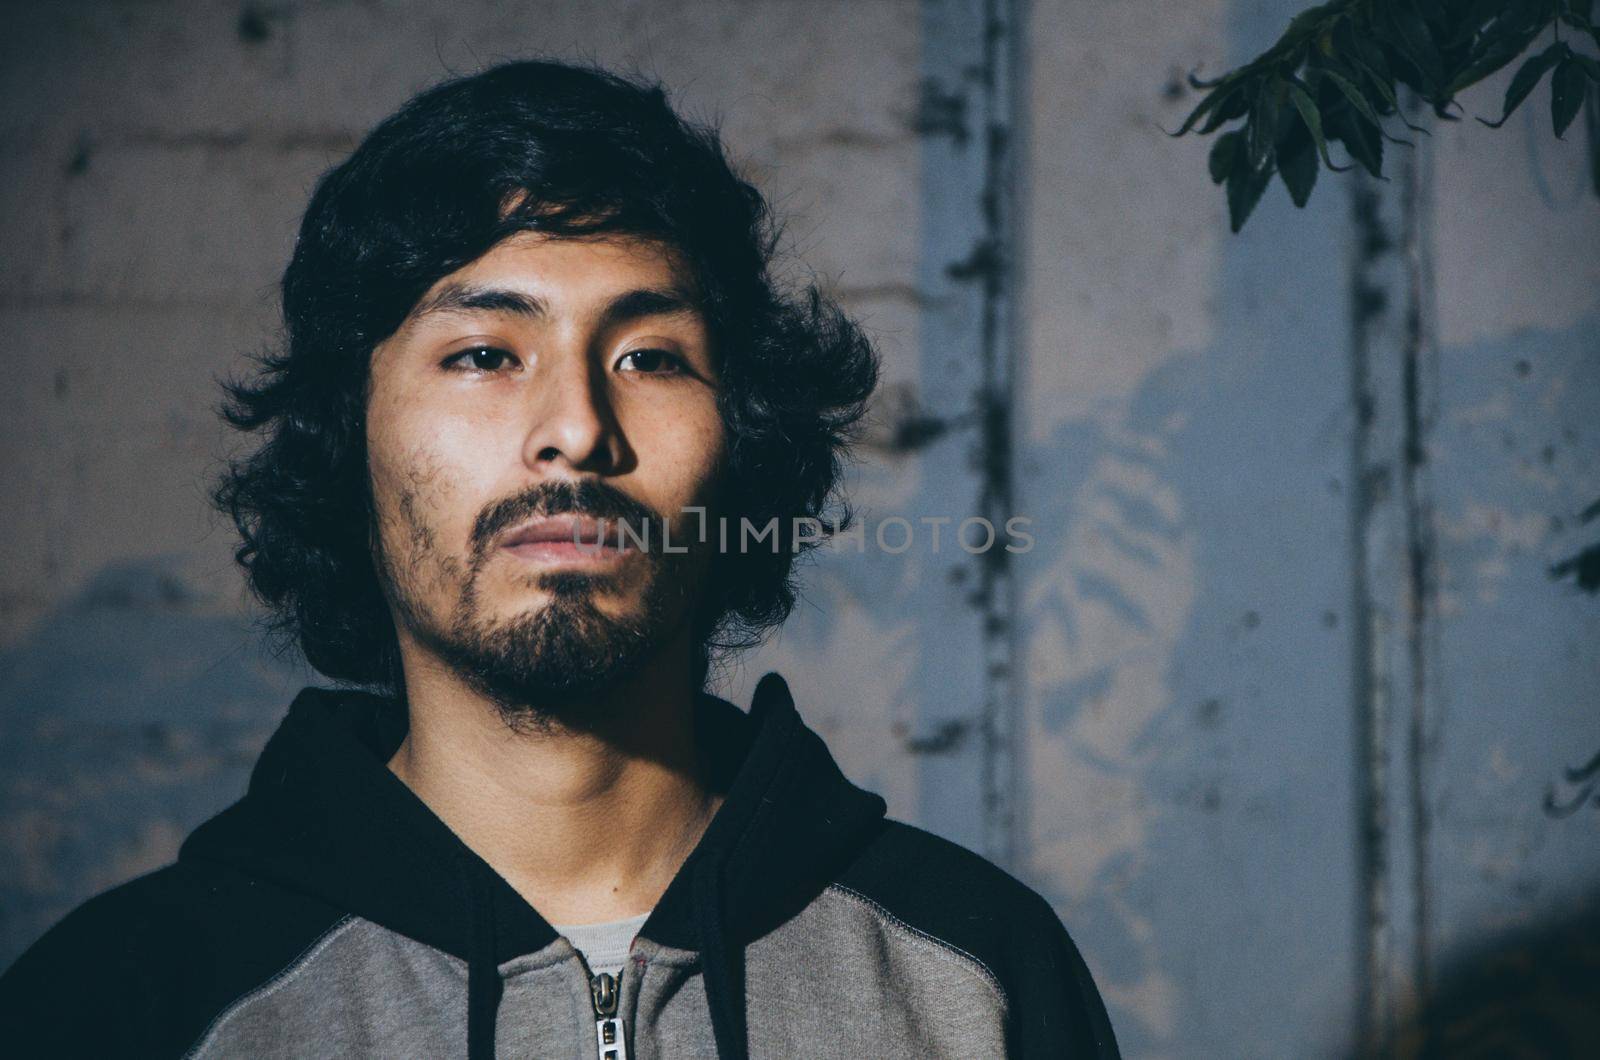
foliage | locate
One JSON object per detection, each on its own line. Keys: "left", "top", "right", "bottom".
{"left": 1174, "top": 2, "right": 1600, "bottom": 597}
{"left": 1172, "top": 0, "right": 1600, "bottom": 232}
{"left": 1549, "top": 498, "right": 1600, "bottom": 592}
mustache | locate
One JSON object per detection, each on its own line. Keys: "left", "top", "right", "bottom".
{"left": 470, "top": 479, "right": 666, "bottom": 556}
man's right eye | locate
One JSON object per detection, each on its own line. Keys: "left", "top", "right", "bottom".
{"left": 442, "top": 346, "right": 518, "bottom": 373}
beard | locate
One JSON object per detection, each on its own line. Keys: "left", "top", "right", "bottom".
{"left": 375, "top": 476, "right": 706, "bottom": 731}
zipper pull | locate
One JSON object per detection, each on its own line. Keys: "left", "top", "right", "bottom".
{"left": 590, "top": 970, "right": 628, "bottom": 1060}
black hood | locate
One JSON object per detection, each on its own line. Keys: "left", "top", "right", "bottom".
{"left": 179, "top": 672, "right": 887, "bottom": 1060}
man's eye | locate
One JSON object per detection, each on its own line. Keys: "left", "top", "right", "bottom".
{"left": 443, "top": 346, "right": 518, "bottom": 372}
{"left": 617, "top": 348, "right": 682, "bottom": 374}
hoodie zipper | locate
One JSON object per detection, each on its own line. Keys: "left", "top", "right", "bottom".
{"left": 590, "top": 969, "right": 628, "bottom": 1060}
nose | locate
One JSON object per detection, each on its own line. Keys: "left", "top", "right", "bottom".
{"left": 519, "top": 348, "right": 622, "bottom": 473}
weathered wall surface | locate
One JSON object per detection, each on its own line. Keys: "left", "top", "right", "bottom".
{"left": 1004, "top": 1, "right": 1600, "bottom": 1056}
{"left": 3, "top": 2, "right": 1597, "bottom": 1057}
{"left": 0, "top": 0, "right": 928, "bottom": 973}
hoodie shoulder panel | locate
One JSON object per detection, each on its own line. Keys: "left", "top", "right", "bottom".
{"left": 736, "top": 882, "right": 1010, "bottom": 1057}
{"left": 0, "top": 858, "right": 346, "bottom": 1059}
{"left": 835, "top": 820, "right": 1122, "bottom": 1059}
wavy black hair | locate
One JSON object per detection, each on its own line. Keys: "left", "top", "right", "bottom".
{"left": 214, "top": 59, "right": 878, "bottom": 693}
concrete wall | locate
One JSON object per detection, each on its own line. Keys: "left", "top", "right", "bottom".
{"left": 3, "top": 2, "right": 1597, "bottom": 1056}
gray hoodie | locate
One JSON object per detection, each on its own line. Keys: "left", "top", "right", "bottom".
{"left": 0, "top": 673, "right": 1119, "bottom": 1059}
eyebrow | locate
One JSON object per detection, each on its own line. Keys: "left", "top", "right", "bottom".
{"left": 406, "top": 282, "right": 701, "bottom": 331}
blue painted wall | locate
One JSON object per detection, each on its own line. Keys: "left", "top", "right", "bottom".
{"left": 2, "top": 3, "right": 1597, "bottom": 1056}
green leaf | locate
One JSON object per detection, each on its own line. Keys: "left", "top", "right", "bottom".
{"left": 1209, "top": 130, "right": 1242, "bottom": 184}
{"left": 1249, "top": 75, "right": 1284, "bottom": 169}
{"left": 1481, "top": 42, "right": 1568, "bottom": 127}
{"left": 1280, "top": 3, "right": 1343, "bottom": 51}
{"left": 1351, "top": 55, "right": 1401, "bottom": 112}
{"left": 1288, "top": 79, "right": 1352, "bottom": 171}
{"left": 1226, "top": 154, "right": 1275, "bottom": 232}
{"left": 1559, "top": 8, "right": 1600, "bottom": 52}
{"left": 1379, "top": 2, "right": 1448, "bottom": 96}
{"left": 1414, "top": 0, "right": 1452, "bottom": 36}
{"left": 1444, "top": 24, "right": 1544, "bottom": 95}
{"left": 1171, "top": 83, "right": 1238, "bottom": 136}
{"left": 1552, "top": 56, "right": 1585, "bottom": 137}
{"left": 1448, "top": 0, "right": 1515, "bottom": 48}
{"left": 1345, "top": 51, "right": 1431, "bottom": 133}
{"left": 1341, "top": 18, "right": 1393, "bottom": 84}
{"left": 1187, "top": 64, "right": 1248, "bottom": 91}
{"left": 1201, "top": 86, "right": 1253, "bottom": 134}
{"left": 1592, "top": 93, "right": 1600, "bottom": 197}
{"left": 1548, "top": 541, "right": 1600, "bottom": 592}
{"left": 1323, "top": 66, "right": 1414, "bottom": 145}
{"left": 1278, "top": 134, "right": 1319, "bottom": 207}
{"left": 1169, "top": 78, "right": 1256, "bottom": 138}
{"left": 1325, "top": 95, "right": 1385, "bottom": 177}
{"left": 1560, "top": 12, "right": 1597, "bottom": 34}
{"left": 1512, "top": 0, "right": 1555, "bottom": 31}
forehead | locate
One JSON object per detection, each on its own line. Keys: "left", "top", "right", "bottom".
{"left": 405, "top": 231, "right": 697, "bottom": 322}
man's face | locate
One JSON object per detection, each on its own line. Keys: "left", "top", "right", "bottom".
{"left": 366, "top": 231, "right": 724, "bottom": 720}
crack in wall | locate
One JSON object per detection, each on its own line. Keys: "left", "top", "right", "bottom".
{"left": 912, "top": 0, "right": 1022, "bottom": 868}
{"left": 971, "top": 0, "right": 1021, "bottom": 872}
{"left": 1348, "top": 178, "right": 1391, "bottom": 1056}
{"left": 1349, "top": 89, "right": 1440, "bottom": 1057}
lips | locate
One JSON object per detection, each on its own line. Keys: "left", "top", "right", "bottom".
{"left": 498, "top": 515, "right": 630, "bottom": 551}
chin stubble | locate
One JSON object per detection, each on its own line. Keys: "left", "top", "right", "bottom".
{"left": 378, "top": 474, "right": 704, "bottom": 730}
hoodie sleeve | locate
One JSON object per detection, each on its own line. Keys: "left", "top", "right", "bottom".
{"left": 835, "top": 820, "right": 1121, "bottom": 1058}
{"left": 0, "top": 868, "right": 198, "bottom": 1057}
{"left": 1003, "top": 889, "right": 1122, "bottom": 1058}
{"left": 0, "top": 904, "right": 126, "bottom": 1057}
{"left": 0, "top": 862, "right": 347, "bottom": 1059}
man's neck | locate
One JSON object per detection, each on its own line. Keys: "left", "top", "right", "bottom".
{"left": 386, "top": 637, "right": 721, "bottom": 925}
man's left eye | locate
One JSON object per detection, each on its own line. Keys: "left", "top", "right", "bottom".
{"left": 617, "top": 348, "right": 682, "bottom": 374}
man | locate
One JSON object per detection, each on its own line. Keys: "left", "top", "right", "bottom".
{"left": 0, "top": 60, "right": 1118, "bottom": 1058}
